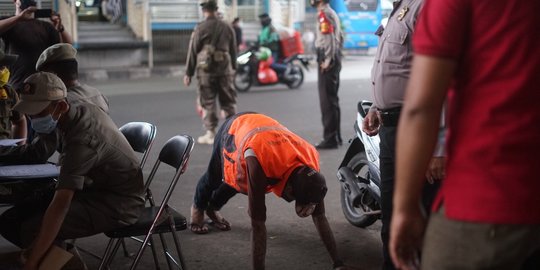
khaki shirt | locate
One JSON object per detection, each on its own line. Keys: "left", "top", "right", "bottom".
{"left": 314, "top": 5, "right": 343, "bottom": 65}
{"left": 185, "top": 16, "right": 237, "bottom": 77}
{"left": 67, "top": 83, "right": 110, "bottom": 114}
{"left": 371, "top": 0, "right": 423, "bottom": 110}
{"left": 57, "top": 103, "right": 144, "bottom": 224}
{"left": 0, "top": 85, "right": 22, "bottom": 139}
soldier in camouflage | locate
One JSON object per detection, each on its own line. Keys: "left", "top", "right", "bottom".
{"left": 184, "top": 0, "right": 237, "bottom": 145}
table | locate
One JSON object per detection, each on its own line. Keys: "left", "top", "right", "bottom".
{"left": 0, "top": 163, "right": 60, "bottom": 184}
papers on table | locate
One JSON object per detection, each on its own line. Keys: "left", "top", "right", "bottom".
{"left": 0, "top": 139, "right": 25, "bottom": 146}
{"left": 0, "top": 163, "right": 60, "bottom": 179}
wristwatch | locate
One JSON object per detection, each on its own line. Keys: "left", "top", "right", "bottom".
{"left": 58, "top": 25, "right": 65, "bottom": 33}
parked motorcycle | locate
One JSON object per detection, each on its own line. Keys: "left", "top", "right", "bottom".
{"left": 234, "top": 46, "right": 310, "bottom": 92}
{"left": 337, "top": 100, "right": 382, "bottom": 227}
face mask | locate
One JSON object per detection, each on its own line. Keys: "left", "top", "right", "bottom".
{"left": 31, "top": 105, "right": 59, "bottom": 134}
{"left": 0, "top": 67, "right": 10, "bottom": 87}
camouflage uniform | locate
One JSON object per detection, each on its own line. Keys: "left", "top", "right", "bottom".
{"left": 185, "top": 15, "right": 237, "bottom": 134}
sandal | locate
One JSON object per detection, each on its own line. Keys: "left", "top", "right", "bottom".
{"left": 209, "top": 218, "right": 231, "bottom": 231}
{"left": 190, "top": 205, "right": 209, "bottom": 234}
{"left": 189, "top": 223, "right": 209, "bottom": 234}
{"left": 206, "top": 209, "right": 232, "bottom": 231}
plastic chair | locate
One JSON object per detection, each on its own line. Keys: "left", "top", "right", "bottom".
{"left": 98, "top": 135, "right": 194, "bottom": 270}
{"left": 119, "top": 122, "right": 157, "bottom": 169}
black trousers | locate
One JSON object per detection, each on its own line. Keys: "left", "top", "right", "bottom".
{"left": 379, "top": 125, "right": 441, "bottom": 270}
{"left": 317, "top": 57, "right": 342, "bottom": 144}
{"left": 193, "top": 113, "right": 247, "bottom": 211}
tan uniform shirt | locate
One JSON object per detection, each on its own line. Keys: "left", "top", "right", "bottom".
{"left": 0, "top": 85, "right": 22, "bottom": 139}
{"left": 57, "top": 103, "right": 144, "bottom": 224}
{"left": 314, "top": 5, "right": 343, "bottom": 65}
{"left": 185, "top": 16, "right": 237, "bottom": 77}
{"left": 67, "top": 83, "right": 109, "bottom": 114}
{"left": 371, "top": 0, "right": 423, "bottom": 110}
{"left": 0, "top": 83, "right": 110, "bottom": 163}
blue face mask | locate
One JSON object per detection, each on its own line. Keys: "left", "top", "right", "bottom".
{"left": 31, "top": 105, "right": 59, "bottom": 134}
{"left": 31, "top": 114, "right": 58, "bottom": 134}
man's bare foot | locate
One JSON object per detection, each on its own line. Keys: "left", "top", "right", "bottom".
{"left": 190, "top": 205, "right": 209, "bottom": 234}
{"left": 206, "top": 208, "right": 231, "bottom": 231}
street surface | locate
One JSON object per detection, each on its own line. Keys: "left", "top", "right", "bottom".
{"left": 0, "top": 56, "right": 384, "bottom": 269}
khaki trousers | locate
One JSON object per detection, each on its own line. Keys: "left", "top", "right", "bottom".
{"left": 422, "top": 209, "right": 540, "bottom": 270}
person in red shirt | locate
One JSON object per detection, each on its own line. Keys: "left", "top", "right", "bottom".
{"left": 389, "top": 0, "right": 540, "bottom": 269}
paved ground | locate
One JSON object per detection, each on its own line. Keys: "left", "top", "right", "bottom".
{"left": 1, "top": 56, "right": 384, "bottom": 270}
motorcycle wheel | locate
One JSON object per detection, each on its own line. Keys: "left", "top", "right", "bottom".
{"left": 340, "top": 152, "right": 380, "bottom": 228}
{"left": 234, "top": 66, "right": 252, "bottom": 92}
{"left": 286, "top": 65, "right": 304, "bottom": 89}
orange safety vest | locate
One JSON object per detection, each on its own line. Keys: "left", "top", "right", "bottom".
{"left": 222, "top": 114, "right": 320, "bottom": 197}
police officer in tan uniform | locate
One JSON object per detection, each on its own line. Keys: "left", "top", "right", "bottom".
{"left": 361, "top": 1, "right": 443, "bottom": 269}
{"left": 0, "top": 50, "right": 26, "bottom": 141}
{"left": 311, "top": 0, "right": 343, "bottom": 149}
{"left": 184, "top": 0, "right": 237, "bottom": 145}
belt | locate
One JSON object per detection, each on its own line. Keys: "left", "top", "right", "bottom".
{"left": 378, "top": 107, "right": 402, "bottom": 127}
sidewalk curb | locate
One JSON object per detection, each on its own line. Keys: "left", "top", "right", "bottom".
{"left": 79, "top": 65, "right": 185, "bottom": 82}
{"left": 79, "top": 54, "right": 375, "bottom": 82}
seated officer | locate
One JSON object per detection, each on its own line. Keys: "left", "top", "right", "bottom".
{"left": 0, "top": 72, "right": 145, "bottom": 269}
{"left": 36, "top": 43, "right": 109, "bottom": 113}
{"left": 191, "top": 112, "right": 347, "bottom": 270}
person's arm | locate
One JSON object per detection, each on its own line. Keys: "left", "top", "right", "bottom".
{"left": 0, "top": 131, "right": 58, "bottom": 163}
{"left": 184, "top": 28, "right": 200, "bottom": 81}
{"left": 23, "top": 189, "right": 74, "bottom": 270}
{"left": 229, "top": 26, "right": 237, "bottom": 70}
{"left": 320, "top": 10, "right": 337, "bottom": 71}
{"left": 0, "top": 7, "right": 36, "bottom": 34}
{"left": 245, "top": 155, "right": 268, "bottom": 270}
{"left": 311, "top": 201, "right": 344, "bottom": 269}
{"left": 50, "top": 12, "right": 73, "bottom": 44}
{"left": 10, "top": 114, "right": 27, "bottom": 144}
{"left": 426, "top": 126, "right": 446, "bottom": 182}
{"left": 389, "top": 54, "right": 456, "bottom": 270}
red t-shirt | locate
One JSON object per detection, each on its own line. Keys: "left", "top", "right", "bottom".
{"left": 414, "top": 0, "right": 540, "bottom": 224}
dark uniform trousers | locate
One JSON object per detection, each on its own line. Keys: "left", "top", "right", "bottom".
{"left": 317, "top": 55, "right": 342, "bottom": 144}
{"left": 379, "top": 110, "right": 441, "bottom": 270}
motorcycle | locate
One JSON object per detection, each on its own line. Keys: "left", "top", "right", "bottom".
{"left": 337, "top": 100, "right": 382, "bottom": 227}
{"left": 234, "top": 46, "right": 310, "bottom": 92}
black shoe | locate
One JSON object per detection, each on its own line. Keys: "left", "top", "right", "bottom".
{"left": 315, "top": 139, "right": 338, "bottom": 150}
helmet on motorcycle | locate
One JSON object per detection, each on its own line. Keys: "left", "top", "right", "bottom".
{"left": 255, "top": 46, "right": 272, "bottom": 61}
{"left": 310, "top": 0, "right": 329, "bottom": 8}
